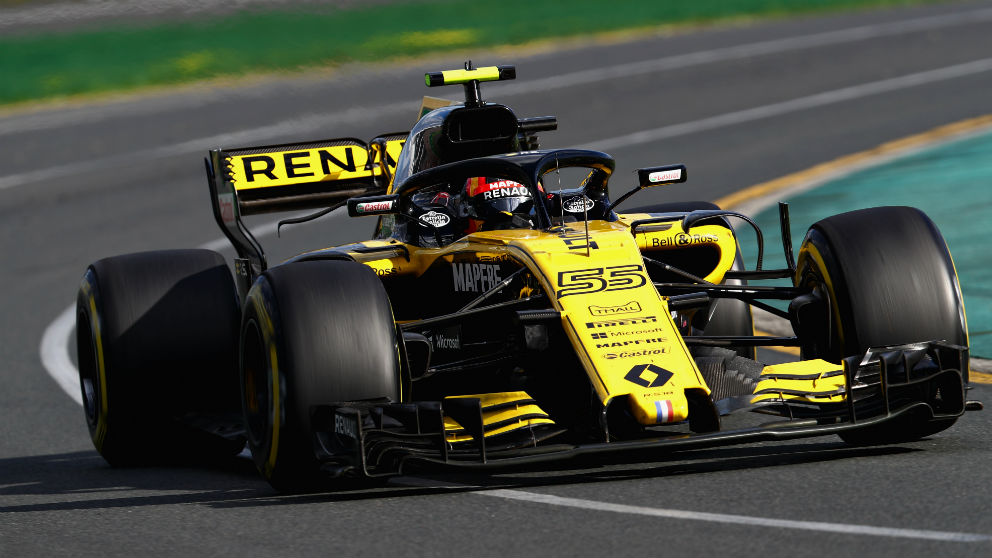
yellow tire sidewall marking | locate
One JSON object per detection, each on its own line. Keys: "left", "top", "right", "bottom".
{"left": 87, "top": 291, "right": 109, "bottom": 450}
{"left": 266, "top": 343, "right": 281, "bottom": 478}
{"left": 249, "top": 290, "right": 283, "bottom": 479}
{"left": 796, "top": 242, "right": 845, "bottom": 359}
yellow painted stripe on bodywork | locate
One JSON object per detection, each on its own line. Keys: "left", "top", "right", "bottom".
{"left": 751, "top": 359, "right": 846, "bottom": 404}
{"left": 445, "top": 417, "right": 556, "bottom": 443}
{"left": 434, "top": 66, "right": 502, "bottom": 85}
{"left": 446, "top": 391, "right": 535, "bottom": 408}
{"left": 443, "top": 391, "right": 555, "bottom": 442}
{"left": 443, "top": 403, "right": 549, "bottom": 431}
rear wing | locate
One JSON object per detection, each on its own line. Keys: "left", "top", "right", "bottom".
{"left": 205, "top": 133, "right": 406, "bottom": 289}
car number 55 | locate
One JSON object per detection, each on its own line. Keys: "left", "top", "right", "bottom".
{"left": 556, "top": 265, "right": 647, "bottom": 298}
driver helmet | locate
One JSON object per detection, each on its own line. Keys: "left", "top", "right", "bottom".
{"left": 463, "top": 177, "right": 536, "bottom": 232}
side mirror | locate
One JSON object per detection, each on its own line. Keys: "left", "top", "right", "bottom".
{"left": 606, "top": 164, "right": 688, "bottom": 214}
{"left": 347, "top": 194, "right": 400, "bottom": 217}
{"left": 636, "top": 164, "right": 687, "bottom": 188}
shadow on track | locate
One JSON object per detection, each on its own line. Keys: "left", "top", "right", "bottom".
{"left": 0, "top": 439, "right": 930, "bottom": 512}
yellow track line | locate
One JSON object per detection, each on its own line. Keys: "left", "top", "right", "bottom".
{"left": 731, "top": 115, "right": 992, "bottom": 386}
{"left": 713, "top": 114, "right": 992, "bottom": 210}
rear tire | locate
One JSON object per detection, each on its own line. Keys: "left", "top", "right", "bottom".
{"left": 76, "top": 249, "right": 243, "bottom": 466}
{"left": 793, "top": 206, "right": 968, "bottom": 443}
{"left": 239, "top": 260, "right": 401, "bottom": 492}
{"left": 627, "top": 201, "right": 755, "bottom": 359}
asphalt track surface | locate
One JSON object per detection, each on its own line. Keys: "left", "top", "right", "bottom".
{"left": 2, "top": 2, "right": 992, "bottom": 556}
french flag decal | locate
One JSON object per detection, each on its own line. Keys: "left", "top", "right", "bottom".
{"left": 654, "top": 400, "right": 674, "bottom": 423}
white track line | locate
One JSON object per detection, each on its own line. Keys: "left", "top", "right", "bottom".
{"left": 0, "top": 104, "right": 412, "bottom": 191}
{"left": 2, "top": 3, "right": 992, "bottom": 180}
{"left": 5, "top": 5, "right": 992, "bottom": 138}
{"left": 575, "top": 57, "right": 992, "bottom": 151}
{"left": 498, "top": 6, "right": 992, "bottom": 98}
{"left": 9, "top": 55, "right": 992, "bottom": 194}
{"left": 393, "top": 477, "right": 990, "bottom": 542}
{"left": 39, "top": 305, "right": 80, "bottom": 406}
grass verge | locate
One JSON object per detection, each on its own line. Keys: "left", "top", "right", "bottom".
{"left": 0, "top": 0, "right": 950, "bottom": 106}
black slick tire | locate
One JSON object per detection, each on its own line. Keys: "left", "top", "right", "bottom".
{"left": 239, "top": 260, "right": 401, "bottom": 492}
{"left": 794, "top": 206, "right": 968, "bottom": 443}
{"left": 76, "top": 249, "right": 243, "bottom": 466}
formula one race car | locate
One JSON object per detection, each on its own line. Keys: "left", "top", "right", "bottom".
{"left": 76, "top": 63, "right": 980, "bottom": 491}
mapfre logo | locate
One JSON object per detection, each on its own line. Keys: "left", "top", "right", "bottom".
{"left": 588, "top": 301, "right": 641, "bottom": 316}
{"left": 452, "top": 263, "right": 502, "bottom": 292}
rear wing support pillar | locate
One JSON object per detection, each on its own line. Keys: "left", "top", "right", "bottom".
{"left": 206, "top": 150, "right": 266, "bottom": 296}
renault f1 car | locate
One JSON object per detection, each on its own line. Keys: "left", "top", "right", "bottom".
{"left": 76, "top": 63, "right": 980, "bottom": 491}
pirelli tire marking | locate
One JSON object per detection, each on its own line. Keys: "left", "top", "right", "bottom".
{"left": 586, "top": 316, "right": 659, "bottom": 329}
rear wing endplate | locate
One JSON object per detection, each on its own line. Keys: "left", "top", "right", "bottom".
{"left": 205, "top": 133, "right": 406, "bottom": 289}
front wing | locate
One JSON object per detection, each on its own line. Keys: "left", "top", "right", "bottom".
{"left": 312, "top": 341, "right": 974, "bottom": 478}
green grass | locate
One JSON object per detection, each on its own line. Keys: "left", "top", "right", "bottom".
{"left": 0, "top": 0, "right": 950, "bottom": 106}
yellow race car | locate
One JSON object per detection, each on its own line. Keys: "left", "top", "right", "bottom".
{"left": 76, "top": 64, "right": 979, "bottom": 492}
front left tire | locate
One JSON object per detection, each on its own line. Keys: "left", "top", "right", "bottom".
{"left": 239, "top": 259, "right": 402, "bottom": 492}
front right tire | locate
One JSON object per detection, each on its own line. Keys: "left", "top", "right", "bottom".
{"left": 793, "top": 206, "right": 968, "bottom": 443}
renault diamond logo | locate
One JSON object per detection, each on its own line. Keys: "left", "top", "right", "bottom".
{"left": 623, "top": 364, "right": 673, "bottom": 388}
